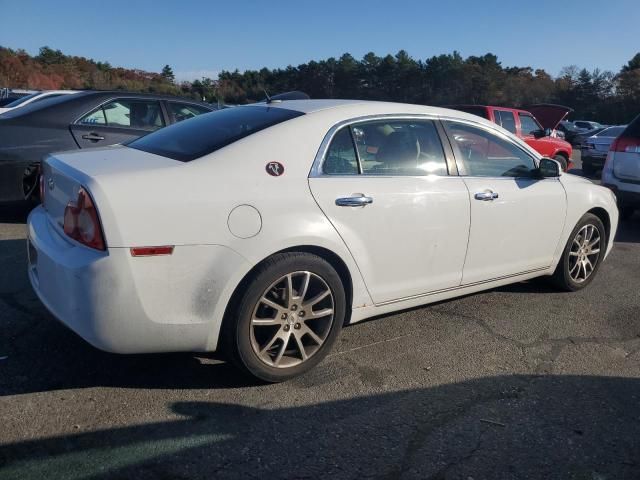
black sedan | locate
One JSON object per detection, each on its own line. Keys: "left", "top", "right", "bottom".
{"left": 0, "top": 91, "right": 215, "bottom": 204}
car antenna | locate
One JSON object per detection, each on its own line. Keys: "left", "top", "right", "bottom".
{"left": 263, "top": 88, "right": 272, "bottom": 104}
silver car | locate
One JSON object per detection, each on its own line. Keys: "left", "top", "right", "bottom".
{"left": 581, "top": 126, "right": 627, "bottom": 176}
{"left": 602, "top": 116, "right": 640, "bottom": 219}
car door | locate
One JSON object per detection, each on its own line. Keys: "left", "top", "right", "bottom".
{"left": 70, "top": 98, "right": 166, "bottom": 148}
{"left": 442, "top": 120, "right": 566, "bottom": 284}
{"left": 309, "top": 117, "right": 470, "bottom": 304}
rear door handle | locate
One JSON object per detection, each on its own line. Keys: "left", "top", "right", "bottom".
{"left": 335, "top": 195, "right": 373, "bottom": 207}
{"left": 81, "top": 133, "right": 105, "bottom": 142}
{"left": 474, "top": 190, "right": 499, "bottom": 201}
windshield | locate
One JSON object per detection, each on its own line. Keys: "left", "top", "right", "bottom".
{"left": 128, "top": 105, "right": 304, "bottom": 161}
{"left": 4, "top": 92, "right": 41, "bottom": 108}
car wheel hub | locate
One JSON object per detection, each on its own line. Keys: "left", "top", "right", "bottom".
{"left": 250, "top": 271, "right": 335, "bottom": 368}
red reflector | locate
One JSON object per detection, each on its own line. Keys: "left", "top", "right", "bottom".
{"left": 130, "top": 246, "right": 174, "bottom": 257}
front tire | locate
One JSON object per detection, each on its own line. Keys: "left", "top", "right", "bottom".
{"left": 224, "top": 252, "right": 346, "bottom": 382}
{"left": 554, "top": 154, "right": 568, "bottom": 172}
{"left": 551, "top": 213, "right": 605, "bottom": 291}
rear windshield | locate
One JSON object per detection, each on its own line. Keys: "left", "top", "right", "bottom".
{"left": 128, "top": 105, "right": 304, "bottom": 161}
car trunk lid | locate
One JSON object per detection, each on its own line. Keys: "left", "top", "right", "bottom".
{"left": 41, "top": 145, "right": 180, "bottom": 233}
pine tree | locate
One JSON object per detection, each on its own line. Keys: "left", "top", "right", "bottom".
{"left": 161, "top": 64, "right": 175, "bottom": 82}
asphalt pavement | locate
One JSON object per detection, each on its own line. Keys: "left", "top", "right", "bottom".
{"left": 1, "top": 152, "right": 639, "bottom": 479}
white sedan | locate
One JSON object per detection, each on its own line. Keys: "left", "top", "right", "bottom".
{"left": 28, "top": 100, "right": 618, "bottom": 381}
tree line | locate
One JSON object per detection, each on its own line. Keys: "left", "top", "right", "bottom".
{"left": 2, "top": 46, "right": 639, "bottom": 124}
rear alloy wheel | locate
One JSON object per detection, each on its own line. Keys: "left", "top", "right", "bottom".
{"left": 554, "top": 155, "right": 568, "bottom": 172}
{"left": 226, "top": 252, "right": 345, "bottom": 382}
{"left": 551, "top": 213, "right": 605, "bottom": 291}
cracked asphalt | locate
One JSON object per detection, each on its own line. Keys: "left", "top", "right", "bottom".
{"left": 1, "top": 154, "right": 639, "bottom": 479}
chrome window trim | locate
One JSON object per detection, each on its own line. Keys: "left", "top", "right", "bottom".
{"left": 309, "top": 113, "right": 541, "bottom": 179}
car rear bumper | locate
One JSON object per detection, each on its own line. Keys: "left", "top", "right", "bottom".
{"left": 27, "top": 206, "right": 248, "bottom": 354}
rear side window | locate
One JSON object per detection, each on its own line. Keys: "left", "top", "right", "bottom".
{"left": 168, "top": 102, "right": 212, "bottom": 123}
{"left": 323, "top": 127, "right": 359, "bottom": 175}
{"left": 79, "top": 99, "right": 165, "bottom": 131}
{"left": 323, "top": 119, "right": 448, "bottom": 176}
{"left": 128, "top": 106, "right": 304, "bottom": 161}
{"left": 494, "top": 110, "right": 516, "bottom": 134}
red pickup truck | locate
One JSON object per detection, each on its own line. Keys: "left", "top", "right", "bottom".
{"left": 449, "top": 104, "right": 574, "bottom": 171}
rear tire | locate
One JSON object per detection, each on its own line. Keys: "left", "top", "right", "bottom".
{"left": 554, "top": 155, "right": 568, "bottom": 172}
{"left": 223, "top": 252, "right": 346, "bottom": 382}
{"left": 550, "top": 213, "right": 605, "bottom": 291}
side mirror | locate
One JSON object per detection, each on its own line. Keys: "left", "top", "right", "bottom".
{"left": 537, "top": 158, "right": 561, "bottom": 178}
{"left": 532, "top": 128, "right": 551, "bottom": 139}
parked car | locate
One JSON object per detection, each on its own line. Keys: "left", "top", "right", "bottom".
{"left": 581, "top": 126, "right": 627, "bottom": 176}
{"left": 602, "top": 114, "right": 640, "bottom": 219}
{"left": 28, "top": 100, "right": 618, "bottom": 381}
{"left": 572, "top": 126, "right": 608, "bottom": 148}
{"left": 449, "top": 104, "right": 574, "bottom": 170}
{"left": 558, "top": 120, "right": 588, "bottom": 145}
{"left": 573, "top": 120, "right": 604, "bottom": 131}
{"left": 0, "top": 90, "right": 80, "bottom": 115}
{"left": 0, "top": 91, "right": 216, "bottom": 204}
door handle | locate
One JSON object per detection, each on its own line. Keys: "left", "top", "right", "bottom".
{"left": 474, "top": 190, "right": 499, "bottom": 201}
{"left": 81, "top": 133, "right": 105, "bottom": 142}
{"left": 335, "top": 195, "right": 373, "bottom": 207}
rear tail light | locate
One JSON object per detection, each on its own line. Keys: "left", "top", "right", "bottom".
{"left": 610, "top": 136, "right": 640, "bottom": 153}
{"left": 63, "top": 187, "right": 106, "bottom": 250}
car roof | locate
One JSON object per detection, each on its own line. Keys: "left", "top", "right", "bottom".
{"left": 260, "top": 99, "right": 494, "bottom": 121}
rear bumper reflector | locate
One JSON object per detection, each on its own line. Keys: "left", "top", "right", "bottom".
{"left": 130, "top": 246, "right": 174, "bottom": 257}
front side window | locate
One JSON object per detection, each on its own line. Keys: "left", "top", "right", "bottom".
{"left": 168, "top": 102, "right": 212, "bottom": 123}
{"left": 323, "top": 119, "right": 448, "bottom": 176}
{"left": 519, "top": 114, "right": 542, "bottom": 136}
{"left": 495, "top": 110, "right": 516, "bottom": 134}
{"left": 79, "top": 99, "right": 165, "bottom": 131}
{"left": 444, "top": 121, "right": 536, "bottom": 177}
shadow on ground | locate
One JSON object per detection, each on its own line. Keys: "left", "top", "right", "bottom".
{"left": 0, "top": 375, "right": 639, "bottom": 479}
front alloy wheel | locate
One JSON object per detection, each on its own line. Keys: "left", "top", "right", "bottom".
{"left": 567, "top": 224, "right": 601, "bottom": 283}
{"left": 551, "top": 213, "right": 605, "bottom": 291}
{"left": 225, "top": 252, "right": 345, "bottom": 382}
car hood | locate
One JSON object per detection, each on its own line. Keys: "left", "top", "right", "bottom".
{"left": 526, "top": 104, "right": 573, "bottom": 130}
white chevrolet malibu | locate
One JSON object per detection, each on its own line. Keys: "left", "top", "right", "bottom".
{"left": 28, "top": 100, "right": 618, "bottom": 381}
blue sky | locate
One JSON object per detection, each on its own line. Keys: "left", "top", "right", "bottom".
{"left": 1, "top": 0, "right": 638, "bottom": 81}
